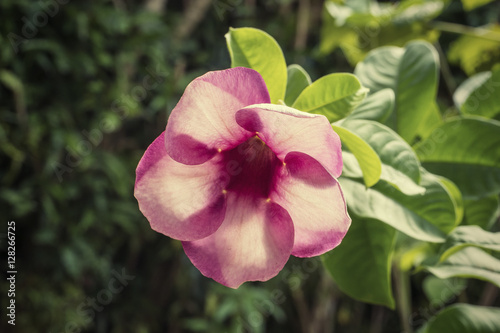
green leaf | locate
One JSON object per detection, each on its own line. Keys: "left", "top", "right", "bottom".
{"left": 423, "top": 304, "right": 500, "bottom": 333}
{"left": 347, "top": 88, "right": 395, "bottom": 122}
{"left": 332, "top": 125, "right": 382, "bottom": 187}
{"left": 339, "top": 169, "right": 458, "bottom": 242}
{"left": 225, "top": 27, "right": 287, "bottom": 104}
{"left": 461, "top": 0, "right": 496, "bottom": 11}
{"left": 448, "top": 25, "right": 500, "bottom": 75}
{"left": 292, "top": 73, "right": 368, "bottom": 122}
{"left": 319, "top": 0, "right": 442, "bottom": 65}
{"left": 437, "top": 176, "right": 464, "bottom": 227}
{"left": 322, "top": 218, "right": 396, "bottom": 309}
{"left": 354, "top": 41, "right": 440, "bottom": 143}
{"left": 284, "top": 64, "right": 311, "bottom": 106}
{"left": 464, "top": 196, "right": 500, "bottom": 230}
{"left": 422, "top": 276, "right": 466, "bottom": 305}
{"left": 454, "top": 69, "right": 500, "bottom": 119}
{"left": 439, "top": 225, "right": 500, "bottom": 262}
{"left": 415, "top": 116, "right": 500, "bottom": 199}
{"left": 423, "top": 247, "right": 500, "bottom": 287}
{"left": 341, "top": 119, "right": 424, "bottom": 195}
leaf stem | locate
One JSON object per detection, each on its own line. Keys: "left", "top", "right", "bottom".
{"left": 429, "top": 21, "right": 500, "bottom": 43}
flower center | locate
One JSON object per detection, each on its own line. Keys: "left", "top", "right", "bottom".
{"left": 223, "top": 135, "right": 281, "bottom": 198}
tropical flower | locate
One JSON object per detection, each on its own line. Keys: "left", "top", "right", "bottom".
{"left": 135, "top": 67, "right": 351, "bottom": 288}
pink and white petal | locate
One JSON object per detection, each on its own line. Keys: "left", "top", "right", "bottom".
{"left": 235, "top": 104, "right": 343, "bottom": 178}
{"left": 165, "top": 67, "right": 271, "bottom": 165}
{"left": 271, "top": 152, "right": 351, "bottom": 258}
{"left": 182, "top": 193, "right": 294, "bottom": 288}
{"left": 135, "top": 132, "right": 228, "bottom": 241}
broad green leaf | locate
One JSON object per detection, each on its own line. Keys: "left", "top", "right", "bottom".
{"left": 462, "top": 0, "right": 497, "bottom": 12}
{"left": 284, "top": 64, "right": 311, "bottom": 106}
{"left": 322, "top": 218, "right": 396, "bottom": 309}
{"left": 422, "top": 276, "right": 466, "bottom": 305}
{"left": 415, "top": 116, "right": 500, "bottom": 199}
{"left": 412, "top": 102, "right": 443, "bottom": 141}
{"left": 454, "top": 69, "right": 500, "bottom": 119}
{"left": 354, "top": 41, "right": 440, "bottom": 144}
{"left": 339, "top": 170, "right": 458, "bottom": 242}
{"left": 347, "top": 88, "right": 395, "bottom": 122}
{"left": 448, "top": 25, "right": 500, "bottom": 75}
{"left": 439, "top": 225, "right": 500, "bottom": 262}
{"left": 341, "top": 119, "right": 424, "bottom": 195}
{"left": 332, "top": 124, "right": 382, "bottom": 187}
{"left": 464, "top": 196, "right": 500, "bottom": 230}
{"left": 423, "top": 304, "right": 500, "bottom": 333}
{"left": 423, "top": 247, "right": 500, "bottom": 287}
{"left": 292, "top": 73, "right": 368, "bottom": 122}
{"left": 225, "top": 27, "right": 287, "bottom": 104}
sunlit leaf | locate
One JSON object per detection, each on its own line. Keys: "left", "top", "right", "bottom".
{"left": 354, "top": 41, "right": 440, "bottom": 144}
{"left": 454, "top": 69, "right": 500, "bottom": 119}
{"left": 292, "top": 73, "right": 368, "bottom": 122}
{"left": 225, "top": 27, "right": 287, "bottom": 104}
{"left": 332, "top": 124, "right": 382, "bottom": 187}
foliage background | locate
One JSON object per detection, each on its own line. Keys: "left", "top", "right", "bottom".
{"left": 1, "top": 0, "right": 499, "bottom": 332}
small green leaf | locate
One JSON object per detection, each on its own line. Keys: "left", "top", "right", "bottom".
{"left": 347, "top": 88, "right": 395, "bottom": 122}
{"left": 439, "top": 225, "right": 500, "bottom": 262}
{"left": 339, "top": 169, "right": 458, "bottom": 242}
{"left": 322, "top": 218, "right": 396, "bottom": 309}
{"left": 423, "top": 247, "right": 500, "bottom": 287}
{"left": 423, "top": 304, "right": 500, "bottom": 333}
{"left": 461, "top": 0, "right": 496, "bottom": 11}
{"left": 332, "top": 124, "right": 382, "bottom": 187}
{"left": 415, "top": 116, "right": 500, "bottom": 199}
{"left": 354, "top": 41, "right": 440, "bottom": 144}
{"left": 292, "top": 73, "right": 368, "bottom": 122}
{"left": 454, "top": 69, "right": 500, "bottom": 119}
{"left": 225, "top": 27, "right": 287, "bottom": 104}
{"left": 284, "top": 64, "right": 311, "bottom": 106}
{"left": 341, "top": 119, "right": 423, "bottom": 195}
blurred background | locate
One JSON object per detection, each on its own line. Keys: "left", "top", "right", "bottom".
{"left": 1, "top": 0, "right": 499, "bottom": 332}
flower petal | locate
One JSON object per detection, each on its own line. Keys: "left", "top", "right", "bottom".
{"left": 271, "top": 152, "right": 351, "bottom": 257}
{"left": 135, "top": 132, "right": 228, "bottom": 241}
{"left": 182, "top": 193, "right": 294, "bottom": 288}
{"left": 235, "top": 103, "right": 343, "bottom": 177}
{"left": 165, "top": 67, "right": 271, "bottom": 165}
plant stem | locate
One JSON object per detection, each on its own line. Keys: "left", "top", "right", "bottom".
{"left": 394, "top": 266, "right": 413, "bottom": 333}
{"left": 429, "top": 21, "right": 500, "bottom": 43}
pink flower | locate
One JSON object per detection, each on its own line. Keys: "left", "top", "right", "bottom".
{"left": 135, "top": 67, "right": 350, "bottom": 288}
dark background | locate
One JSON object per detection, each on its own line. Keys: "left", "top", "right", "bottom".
{"left": 1, "top": 0, "right": 499, "bottom": 332}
